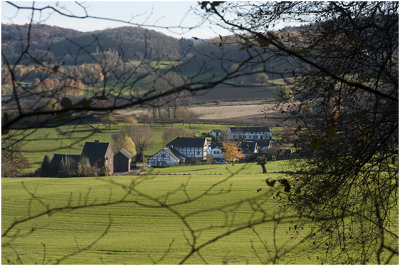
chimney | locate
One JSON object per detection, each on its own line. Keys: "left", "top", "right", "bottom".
{"left": 94, "top": 140, "right": 99, "bottom": 143}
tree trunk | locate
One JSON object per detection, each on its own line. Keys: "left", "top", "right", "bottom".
{"left": 152, "top": 108, "right": 156, "bottom": 121}
{"left": 260, "top": 163, "right": 267, "bottom": 174}
{"left": 167, "top": 108, "right": 171, "bottom": 120}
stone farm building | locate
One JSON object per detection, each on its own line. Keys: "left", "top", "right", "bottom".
{"left": 81, "top": 140, "right": 114, "bottom": 174}
{"left": 50, "top": 140, "right": 133, "bottom": 176}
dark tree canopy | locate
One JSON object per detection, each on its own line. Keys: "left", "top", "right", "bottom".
{"left": 202, "top": 1, "right": 398, "bottom": 264}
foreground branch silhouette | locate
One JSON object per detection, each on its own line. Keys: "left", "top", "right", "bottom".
{"left": 2, "top": 1, "right": 398, "bottom": 264}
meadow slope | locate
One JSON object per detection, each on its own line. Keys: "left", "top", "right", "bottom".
{"left": 2, "top": 162, "right": 323, "bottom": 264}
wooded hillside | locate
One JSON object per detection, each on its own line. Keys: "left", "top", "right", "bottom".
{"left": 2, "top": 24, "right": 190, "bottom": 64}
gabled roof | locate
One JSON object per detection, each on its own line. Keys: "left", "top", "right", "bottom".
{"left": 211, "top": 142, "right": 223, "bottom": 149}
{"left": 115, "top": 148, "right": 132, "bottom": 159}
{"left": 81, "top": 141, "right": 110, "bottom": 158}
{"left": 165, "top": 146, "right": 186, "bottom": 160}
{"left": 240, "top": 141, "right": 258, "bottom": 153}
{"left": 256, "top": 139, "right": 271, "bottom": 147}
{"left": 229, "top": 126, "right": 270, "bottom": 133}
{"left": 151, "top": 147, "right": 185, "bottom": 162}
{"left": 51, "top": 154, "right": 81, "bottom": 166}
{"left": 167, "top": 137, "right": 207, "bottom": 148}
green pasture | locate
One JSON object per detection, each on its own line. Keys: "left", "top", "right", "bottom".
{"left": 2, "top": 162, "right": 322, "bottom": 264}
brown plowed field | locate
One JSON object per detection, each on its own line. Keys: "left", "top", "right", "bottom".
{"left": 122, "top": 102, "right": 289, "bottom": 126}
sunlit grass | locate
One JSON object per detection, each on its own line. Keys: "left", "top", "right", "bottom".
{"left": 2, "top": 163, "right": 316, "bottom": 264}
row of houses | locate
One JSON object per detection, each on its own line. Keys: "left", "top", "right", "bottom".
{"left": 210, "top": 139, "right": 271, "bottom": 159}
{"left": 149, "top": 126, "right": 273, "bottom": 167}
{"left": 211, "top": 126, "right": 273, "bottom": 141}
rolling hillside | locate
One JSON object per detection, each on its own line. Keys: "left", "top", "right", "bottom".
{"left": 2, "top": 24, "right": 188, "bottom": 64}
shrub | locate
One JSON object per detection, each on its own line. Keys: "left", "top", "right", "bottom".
{"left": 76, "top": 157, "right": 98, "bottom": 177}
{"left": 40, "top": 155, "right": 53, "bottom": 177}
{"left": 99, "top": 166, "right": 111, "bottom": 176}
{"left": 125, "top": 116, "right": 138, "bottom": 125}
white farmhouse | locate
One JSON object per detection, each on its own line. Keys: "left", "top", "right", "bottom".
{"left": 227, "top": 126, "right": 272, "bottom": 141}
{"left": 167, "top": 137, "right": 210, "bottom": 160}
{"left": 210, "top": 142, "right": 224, "bottom": 159}
{"left": 148, "top": 147, "right": 185, "bottom": 167}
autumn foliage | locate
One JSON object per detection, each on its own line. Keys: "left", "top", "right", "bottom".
{"left": 222, "top": 141, "right": 244, "bottom": 165}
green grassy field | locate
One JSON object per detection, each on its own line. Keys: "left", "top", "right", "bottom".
{"left": 2, "top": 162, "right": 321, "bottom": 264}
{"left": 6, "top": 122, "right": 397, "bottom": 264}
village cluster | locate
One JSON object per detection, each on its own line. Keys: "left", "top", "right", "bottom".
{"left": 50, "top": 126, "right": 274, "bottom": 176}
{"left": 148, "top": 126, "right": 273, "bottom": 167}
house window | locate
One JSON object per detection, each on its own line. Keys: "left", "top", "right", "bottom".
{"left": 197, "top": 151, "right": 200, "bottom": 155}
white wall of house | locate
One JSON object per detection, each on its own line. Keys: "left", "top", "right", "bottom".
{"left": 148, "top": 149, "right": 180, "bottom": 167}
{"left": 211, "top": 147, "right": 225, "bottom": 159}
{"left": 228, "top": 128, "right": 272, "bottom": 141}
{"left": 175, "top": 146, "right": 207, "bottom": 160}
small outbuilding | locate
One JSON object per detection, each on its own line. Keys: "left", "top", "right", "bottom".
{"left": 114, "top": 148, "right": 133, "bottom": 172}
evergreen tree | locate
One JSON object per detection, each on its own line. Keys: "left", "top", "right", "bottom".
{"left": 40, "top": 155, "right": 52, "bottom": 177}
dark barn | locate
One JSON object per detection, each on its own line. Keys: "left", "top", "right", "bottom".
{"left": 114, "top": 148, "right": 132, "bottom": 173}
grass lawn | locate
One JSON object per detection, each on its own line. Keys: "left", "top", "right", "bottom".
{"left": 2, "top": 162, "right": 322, "bottom": 264}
